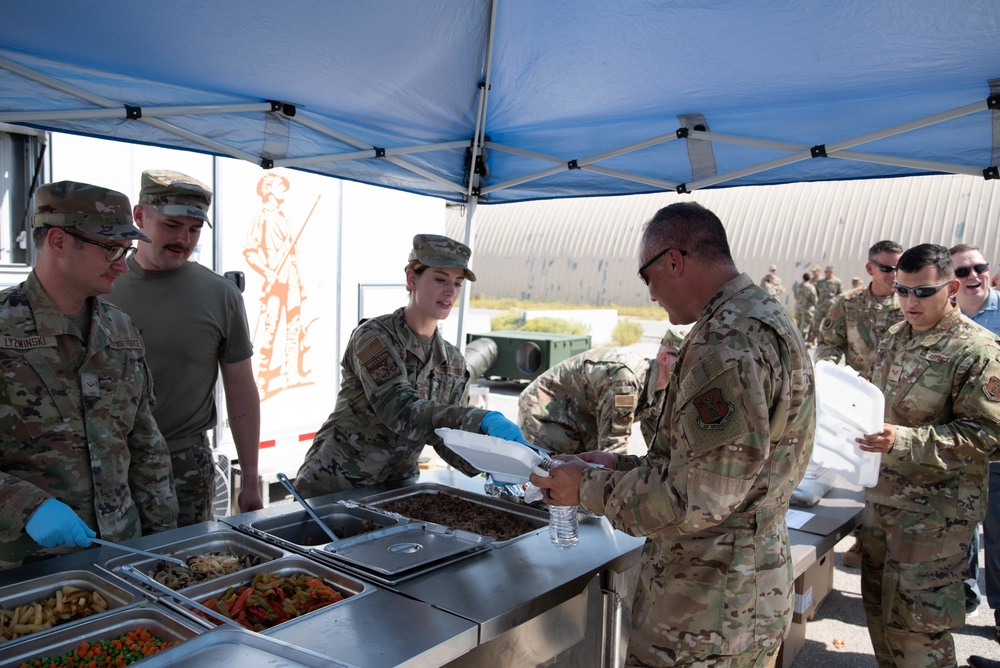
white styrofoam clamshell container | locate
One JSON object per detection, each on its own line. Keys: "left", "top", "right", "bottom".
{"left": 812, "top": 361, "right": 885, "bottom": 487}
{"left": 435, "top": 428, "right": 546, "bottom": 484}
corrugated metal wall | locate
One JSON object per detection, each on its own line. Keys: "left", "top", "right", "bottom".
{"left": 446, "top": 175, "right": 1000, "bottom": 309}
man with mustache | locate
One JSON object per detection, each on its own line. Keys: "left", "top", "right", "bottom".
{"left": 107, "top": 170, "right": 262, "bottom": 526}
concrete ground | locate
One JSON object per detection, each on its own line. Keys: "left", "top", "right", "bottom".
{"left": 425, "top": 321, "right": 1000, "bottom": 667}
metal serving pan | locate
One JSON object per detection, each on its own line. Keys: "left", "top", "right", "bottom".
{"left": 135, "top": 626, "right": 356, "bottom": 667}
{"left": 0, "top": 568, "right": 143, "bottom": 648}
{"left": 174, "top": 555, "right": 371, "bottom": 634}
{"left": 237, "top": 502, "right": 402, "bottom": 555}
{"left": 0, "top": 604, "right": 202, "bottom": 668}
{"left": 358, "top": 483, "right": 549, "bottom": 546}
{"left": 99, "top": 529, "right": 288, "bottom": 593}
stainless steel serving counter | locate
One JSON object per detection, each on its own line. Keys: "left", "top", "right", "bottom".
{"left": 0, "top": 471, "right": 646, "bottom": 668}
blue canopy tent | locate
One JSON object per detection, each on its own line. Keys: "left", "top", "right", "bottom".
{"left": 1, "top": 0, "right": 999, "bottom": 336}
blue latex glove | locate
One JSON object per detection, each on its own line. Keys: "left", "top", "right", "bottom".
{"left": 480, "top": 411, "right": 531, "bottom": 446}
{"left": 25, "top": 499, "right": 95, "bottom": 548}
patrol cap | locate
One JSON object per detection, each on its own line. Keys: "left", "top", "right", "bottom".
{"left": 660, "top": 327, "right": 686, "bottom": 349}
{"left": 139, "top": 169, "right": 212, "bottom": 225}
{"left": 769, "top": 264, "right": 778, "bottom": 271}
{"left": 32, "top": 180, "right": 150, "bottom": 242}
{"left": 408, "top": 233, "right": 476, "bottom": 282}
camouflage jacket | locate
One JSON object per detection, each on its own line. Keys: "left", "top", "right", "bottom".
{"left": 295, "top": 308, "right": 487, "bottom": 497}
{"left": 794, "top": 281, "right": 817, "bottom": 311}
{"left": 0, "top": 273, "right": 177, "bottom": 570}
{"left": 578, "top": 273, "right": 815, "bottom": 661}
{"left": 517, "top": 349, "right": 665, "bottom": 454}
{"left": 816, "top": 285, "right": 903, "bottom": 379}
{"left": 814, "top": 277, "right": 844, "bottom": 313}
{"left": 760, "top": 273, "right": 784, "bottom": 296}
{"left": 866, "top": 309, "right": 1000, "bottom": 522}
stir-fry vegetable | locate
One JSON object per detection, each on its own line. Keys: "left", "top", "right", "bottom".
{"left": 197, "top": 572, "right": 344, "bottom": 631}
{"left": 17, "top": 626, "right": 179, "bottom": 667}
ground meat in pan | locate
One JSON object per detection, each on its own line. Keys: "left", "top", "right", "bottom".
{"left": 381, "top": 493, "right": 538, "bottom": 541}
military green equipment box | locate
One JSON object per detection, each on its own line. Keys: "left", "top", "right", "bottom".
{"left": 466, "top": 330, "right": 591, "bottom": 382}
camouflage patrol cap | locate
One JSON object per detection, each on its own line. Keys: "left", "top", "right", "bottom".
{"left": 32, "top": 180, "right": 150, "bottom": 241}
{"left": 660, "top": 327, "right": 687, "bottom": 349}
{"left": 408, "top": 233, "right": 477, "bottom": 281}
{"left": 139, "top": 169, "right": 213, "bottom": 225}
{"left": 769, "top": 264, "right": 778, "bottom": 271}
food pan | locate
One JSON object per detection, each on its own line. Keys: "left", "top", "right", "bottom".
{"left": 358, "top": 483, "right": 548, "bottom": 546}
{"left": 176, "top": 555, "right": 371, "bottom": 634}
{"left": 238, "top": 502, "right": 402, "bottom": 555}
{"left": 99, "top": 529, "right": 287, "bottom": 592}
{"left": 0, "top": 604, "right": 202, "bottom": 668}
{"left": 0, "top": 568, "right": 142, "bottom": 648}
{"left": 135, "top": 626, "right": 354, "bottom": 667}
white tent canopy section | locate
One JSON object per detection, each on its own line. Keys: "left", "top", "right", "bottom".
{"left": 1, "top": 0, "right": 999, "bottom": 205}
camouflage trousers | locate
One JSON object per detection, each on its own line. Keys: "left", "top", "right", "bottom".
{"left": 861, "top": 503, "right": 971, "bottom": 668}
{"left": 795, "top": 306, "right": 815, "bottom": 343}
{"left": 169, "top": 434, "right": 214, "bottom": 528}
{"left": 625, "top": 646, "right": 776, "bottom": 667}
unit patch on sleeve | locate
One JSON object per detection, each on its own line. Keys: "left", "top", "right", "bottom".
{"left": 984, "top": 375, "right": 1000, "bottom": 401}
{"left": 693, "top": 387, "right": 735, "bottom": 430}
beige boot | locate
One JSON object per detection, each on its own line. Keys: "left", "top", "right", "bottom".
{"left": 842, "top": 531, "right": 862, "bottom": 568}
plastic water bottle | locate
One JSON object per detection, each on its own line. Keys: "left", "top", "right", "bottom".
{"left": 536, "top": 459, "right": 579, "bottom": 549}
{"left": 548, "top": 504, "right": 579, "bottom": 549}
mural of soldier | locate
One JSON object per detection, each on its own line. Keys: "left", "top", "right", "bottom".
{"left": 243, "top": 172, "right": 318, "bottom": 399}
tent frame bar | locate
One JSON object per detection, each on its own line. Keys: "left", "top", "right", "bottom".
{"left": 2, "top": 52, "right": 995, "bottom": 200}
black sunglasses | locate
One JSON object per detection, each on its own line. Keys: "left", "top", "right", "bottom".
{"left": 62, "top": 228, "right": 136, "bottom": 262}
{"left": 638, "top": 248, "right": 686, "bottom": 286}
{"left": 954, "top": 263, "right": 989, "bottom": 279}
{"left": 893, "top": 279, "right": 954, "bottom": 299}
{"left": 869, "top": 259, "right": 897, "bottom": 273}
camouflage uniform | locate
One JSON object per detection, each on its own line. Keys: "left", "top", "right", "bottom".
{"left": 816, "top": 285, "right": 903, "bottom": 379}
{"left": 793, "top": 280, "right": 818, "bottom": 343}
{"left": 0, "top": 273, "right": 178, "bottom": 569}
{"left": 760, "top": 273, "right": 784, "bottom": 297}
{"left": 578, "top": 274, "right": 815, "bottom": 667}
{"left": 294, "top": 307, "right": 488, "bottom": 498}
{"left": 517, "top": 349, "right": 665, "bottom": 455}
{"left": 813, "top": 275, "right": 844, "bottom": 334}
{"left": 862, "top": 309, "right": 1000, "bottom": 667}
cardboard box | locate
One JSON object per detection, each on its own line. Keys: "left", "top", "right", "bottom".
{"left": 773, "top": 616, "right": 807, "bottom": 668}
{"left": 793, "top": 548, "right": 834, "bottom": 623}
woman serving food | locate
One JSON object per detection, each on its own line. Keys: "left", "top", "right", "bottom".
{"left": 294, "top": 234, "right": 528, "bottom": 498}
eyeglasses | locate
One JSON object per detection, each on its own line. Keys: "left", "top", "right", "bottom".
{"left": 893, "top": 279, "right": 954, "bottom": 299}
{"left": 62, "top": 228, "right": 136, "bottom": 262}
{"left": 869, "top": 259, "right": 897, "bottom": 273}
{"left": 638, "top": 248, "right": 686, "bottom": 286}
{"left": 954, "top": 263, "right": 989, "bottom": 278}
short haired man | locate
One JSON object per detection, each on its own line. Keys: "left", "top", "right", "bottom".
{"left": 517, "top": 328, "right": 684, "bottom": 455}
{"left": 106, "top": 170, "right": 262, "bottom": 526}
{"left": 0, "top": 181, "right": 177, "bottom": 570}
{"left": 813, "top": 264, "right": 844, "bottom": 336}
{"left": 794, "top": 271, "right": 819, "bottom": 344}
{"left": 949, "top": 243, "right": 1000, "bottom": 634}
{"left": 531, "top": 202, "right": 815, "bottom": 667}
{"left": 760, "top": 263, "right": 785, "bottom": 296}
{"left": 857, "top": 243, "right": 1000, "bottom": 667}
{"left": 816, "top": 240, "right": 904, "bottom": 380}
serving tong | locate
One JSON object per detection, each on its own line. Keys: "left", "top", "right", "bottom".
{"left": 117, "top": 563, "right": 243, "bottom": 630}
{"left": 90, "top": 537, "right": 189, "bottom": 569}
{"left": 276, "top": 472, "right": 341, "bottom": 544}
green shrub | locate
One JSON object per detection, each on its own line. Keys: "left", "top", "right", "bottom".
{"left": 490, "top": 310, "right": 523, "bottom": 331}
{"left": 611, "top": 319, "right": 643, "bottom": 346}
{"left": 519, "top": 317, "right": 587, "bottom": 335}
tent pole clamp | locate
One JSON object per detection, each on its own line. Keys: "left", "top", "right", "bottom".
{"left": 374, "top": 147, "right": 386, "bottom": 158}
{"left": 987, "top": 96, "right": 1000, "bottom": 109}
{"left": 124, "top": 105, "right": 141, "bottom": 120}
{"left": 984, "top": 166, "right": 999, "bottom": 180}
{"left": 567, "top": 159, "right": 580, "bottom": 170}
{"left": 676, "top": 183, "right": 689, "bottom": 194}
{"left": 266, "top": 100, "right": 297, "bottom": 116}
{"left": 675, "top": 127, "right": 689, "bottom": 139}
{"left": 260, "top": 158, "right": 274, "bottom": 169}
{"left": 811, "top": 144, "right": 827, "bottom": 158}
